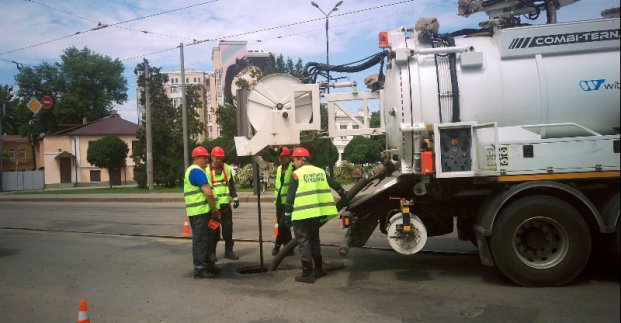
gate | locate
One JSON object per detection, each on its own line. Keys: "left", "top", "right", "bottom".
{"left": 1, "top": 170, "right": 45, "bottom": 191}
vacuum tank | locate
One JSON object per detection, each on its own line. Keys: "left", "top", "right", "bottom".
{"left": 382, "top": 17, "right": 620, "bottom": 152}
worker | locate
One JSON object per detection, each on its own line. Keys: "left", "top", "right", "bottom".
{"left": 184, "top": 146, "right": 221, "bottom": 279}
{"left": 272, "top": 146, "right": 294, "bottom": 256}
{"left": 284, "top": 147, "right": 347, "bottom": 283}
{"left": 206, "top": 146, "right": 240, "bottom": 260}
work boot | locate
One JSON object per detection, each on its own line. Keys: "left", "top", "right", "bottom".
{"left": 224, "top": 250, "right": 239, "bottom": 260}
{"left": 272, "top": 244, "right": 281, "bottom": 256}
{"left": 313, "top": 256, "right": 327, "bottom": 279}
{"left": 206, "top": 263, "right": 221, "bottom": 275}
{"left": 295, "top": 261, "right": 315, "bottom": 284}
{"left": 193, "top": 269, "right": 215, "bottom": 279}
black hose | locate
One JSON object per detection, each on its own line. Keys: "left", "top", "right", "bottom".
{"left": 301, "top": 51, "right": 388, "bottom": 84}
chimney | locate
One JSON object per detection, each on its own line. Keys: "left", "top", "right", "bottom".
{"left": 82, "top": 117, "right": 87, "bottom": 124}
{"left": 110, "top": 110, "right": 119, "bottom": 117}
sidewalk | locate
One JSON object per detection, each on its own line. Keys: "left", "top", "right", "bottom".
{"left": 0, "top": 190, "right": 274, "bottom": 203}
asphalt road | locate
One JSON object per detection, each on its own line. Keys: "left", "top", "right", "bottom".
{"left": 0, "top": 201, "right": 619, "bottom": 322}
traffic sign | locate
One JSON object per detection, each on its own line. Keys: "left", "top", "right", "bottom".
{"left": 42, "top": 95, "right": 53, "bottom": 109}
{"left": 27, "top": 97, "right": 43, "bottom": 115}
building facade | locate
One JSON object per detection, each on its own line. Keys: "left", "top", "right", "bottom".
{"left": 333, "top": 108, "right": 371, "bottom": 165}
{"left": 41, "top": 112, "right": 140, "bottom": 188}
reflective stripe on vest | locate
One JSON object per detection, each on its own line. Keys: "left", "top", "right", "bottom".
{"left": 183, "top": 164, "right": 211, "bottom": 217}
{"left": 274, "top": 162, "right": 293, "bottom": 205}
{"left": 207, "top": 164, "right": 232, "bottom": 205}
{"left": 291, "top": 165, "right": 337, "bottom": 221}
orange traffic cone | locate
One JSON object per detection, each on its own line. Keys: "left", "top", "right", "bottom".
{"left": 272, "top": 219, "right": 279, "bottom": 238}
{"left": 182, "top": 217, "right": 191, "bottom": 236}
{"left": 78, "top": 299, "right": 90, "bottom": 323}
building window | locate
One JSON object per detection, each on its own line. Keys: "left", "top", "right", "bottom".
{"left": 339, "top": 124, "right": 347, "bottom": 130}
{"left": 19, "top": 149, "right": 26, "bottom": 159}
{"left": 171, "top": 87, "right": 177, "bottom": 93}
{"left": 8, "top": 149, "right": 15, "bottom": 160}
{"left": 340, "top": 136, "right": 347, "bottom": 140}
{"left": 186, "top": 78, "right": 189, "bottom": 83}
{"left": 90, "top": 170, "right": 101, "bottom": 182}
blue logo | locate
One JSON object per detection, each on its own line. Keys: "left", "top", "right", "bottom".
{"left": 579, "top": 79, "right": 606, "bottom": 91}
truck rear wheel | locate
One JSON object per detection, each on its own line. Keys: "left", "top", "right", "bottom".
{"left": 490, "top": 195, "right": 591, "bottom": 286}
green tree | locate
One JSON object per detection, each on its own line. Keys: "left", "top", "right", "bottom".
{"left": 14, "top": 46, "right": 128, "bottom": 136}
{"left": 86, "top": 135, "right": 129, "bottom": 188}
{"left": 370, "top": 111, "right": 386, "bottom": 148}
{"left": 0, "top": 85, "right": 19, "bottom": 134}
{"left": 343, "top": 136, "right": 383, "bottom": 165}
{"left": 132, "top": 59, "right": 204, "bottom": 188}
{"left": 286, "top": 58, "right": 295, "bottom": 75}
{"left": 274, "top": 54, "right": 286, "bottom": 73}
{"left": 294, "top": 58, "right": 304, "bottom": 78}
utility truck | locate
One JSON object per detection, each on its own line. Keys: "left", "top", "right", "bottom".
{"left": 234, "top": 0, "right": 620, "bottom": 286}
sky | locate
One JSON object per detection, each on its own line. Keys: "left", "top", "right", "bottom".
{"left": 1, "top": 0, "right": 618, "bottom": 124}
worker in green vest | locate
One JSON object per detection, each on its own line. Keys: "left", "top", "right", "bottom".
{"left": 272, "top": 146, "right": 294, "bottom": 256}
{"left": 206, "top": 146, "right": 240, "bottom": 261}
{"left": 284, "top": 146, "right": 347, "bottom": 283}
{"left": 184, "top": 146, "right": 221, "bottom": 279}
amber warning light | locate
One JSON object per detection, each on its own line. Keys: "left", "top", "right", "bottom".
{"left": 379, "top": 32, "right": 389, "bottom": 48}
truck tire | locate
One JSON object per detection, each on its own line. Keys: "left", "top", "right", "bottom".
{"left": 490, "top": 195, "right": 591, "bottom": 286}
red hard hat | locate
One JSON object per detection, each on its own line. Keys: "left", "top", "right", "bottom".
{"left": 279, "top": 146, "right": 291, "bottom": 157}
{"left": 292, "top": 147, "right": 310, "bottom": 158}
{"left": 211, "top": 146, "right": 225, "bottom": 157}
{"left": 192, "top": 146, "right": 209, "bottom": 158}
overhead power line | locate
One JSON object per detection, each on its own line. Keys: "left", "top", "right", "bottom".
{"left": 1, "top": 0, "right": 221, "bottom": 56}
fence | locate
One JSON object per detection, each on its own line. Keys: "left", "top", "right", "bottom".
{"left": 1, "top": 170, "right": 44, "bottom": 191}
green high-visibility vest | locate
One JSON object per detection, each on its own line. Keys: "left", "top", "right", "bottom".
{"left": 274, "top": 162, "right": 294, "bottom": 205}
{"left": 291, "top": 165, "right": 337, "bottom": 221}
{"left": 183, "top": 164, "right": 211, "bottom": 217}
{"left": 207, "top": 164, "right": 233, "bottom": 206}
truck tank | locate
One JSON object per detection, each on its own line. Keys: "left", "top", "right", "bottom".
{"left": 383, "top": 18, "right": 620, "bottom": 155}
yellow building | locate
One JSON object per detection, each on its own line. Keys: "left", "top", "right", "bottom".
{"left": 41, "top": 112, "right": 140, "bottom": 188}
{"left": 0, "top": 135, "right": 37, "bottom": 171}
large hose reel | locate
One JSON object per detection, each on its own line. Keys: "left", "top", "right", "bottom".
{"left": 235, "top": 74, "right": 321, "bottom": 156}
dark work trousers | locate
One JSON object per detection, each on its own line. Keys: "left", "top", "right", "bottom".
{"left": 293, "top": 217, "right": 322, "bottom": 262}
{"left": 275, "top": 203, "right": 292, "bottom": 246}
{"left": 189, "top": 212, "right": 215, "bottom": 273}
{"left": 212, "top": 206, "right": 234, "bottom": 252}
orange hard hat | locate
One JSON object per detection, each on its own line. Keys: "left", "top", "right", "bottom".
{"left": 292, "top": 147, "right": 310, "bottom": 158}
{"left": 192, "top": 146, "right": 209, "bottom": 158}
{"left": 211, "top": 146, "right": 225, "bottom": 157}
{"left": 279, "top": 146, "right": 291, "bottom": 157}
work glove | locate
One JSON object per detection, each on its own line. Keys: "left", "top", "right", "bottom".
{"left": 284, "top": 213, "right": 292, "bottom": 228}
{"left": 233, "top": 197, "right": 240, "bottom": 209}
{"left": 338, "top": 188, "right": 348, "bottom": 199}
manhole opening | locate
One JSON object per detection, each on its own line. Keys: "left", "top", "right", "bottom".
{"left": 236, "top": 265, "right": 269, "bottom": 275}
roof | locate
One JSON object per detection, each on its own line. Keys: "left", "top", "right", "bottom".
{"left": 0, "top": 135, "right": 29, "bottom": 143}
{"left": 49, "top": 113, "right": 140, "bottom": 137}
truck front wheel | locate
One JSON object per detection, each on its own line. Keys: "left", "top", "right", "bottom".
{"left": 490, "top": 195, "right": 591, "bottom": 286}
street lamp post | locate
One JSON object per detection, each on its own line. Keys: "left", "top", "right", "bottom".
{"left": 311, "top": 1, "right": 343, "bottom": 91}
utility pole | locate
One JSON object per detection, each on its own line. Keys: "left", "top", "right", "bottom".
{"left": 180, "top": 43, "right": 189, "bottom": 169}
{"left": 145, "top": 60, "right": 154, "bottom": 190}
{"left": 0, "top": 103, "right": 4, "bottom": 192}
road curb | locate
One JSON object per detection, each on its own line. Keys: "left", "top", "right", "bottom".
{"left": 0, "top": 196, "right": 274, "bottom": 203}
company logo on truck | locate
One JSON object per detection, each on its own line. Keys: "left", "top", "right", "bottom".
{"left": 579, "top": 79, "right": 621, "bottom": 92}
{"left": 509, "top": 28, "right": 620, "bottom": 49}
